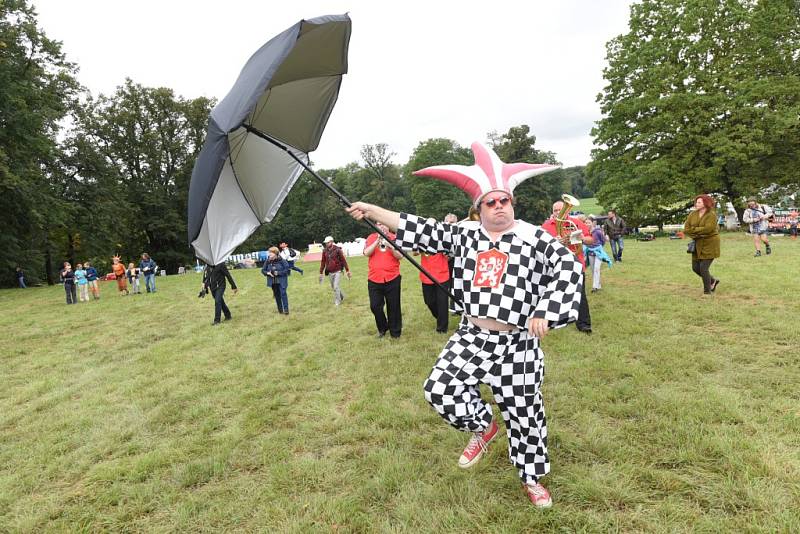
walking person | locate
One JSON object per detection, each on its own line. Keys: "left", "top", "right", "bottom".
{"left": 128, "top": 262, "right": 141, "bottom": 294}
{"left": 586, "top": 217, "right": 612, "bottom": 292}
{"left": 15, "top": 266, "right": 26, "bottom": 288}
{"left": 140, "top": 253, "right": 158, "bottom": 293}
{"left": 684, "top": 194, "right": 721, "bottom": 295}
{"left": 85, "top": 261, "right": 100, "bottom": 299}
{"left": 111, "top": 256, "right": 129, "bottom": 296}
{"left": 262, "top": 247, "right": 291, "bottom": 314}
{"left": 202, "top": 262, "right": 238, "bottom": 325}
{"left": 74, "top": 263, "right": 89, "bottom": 302}
{"left": 319, "top": 236, "right": 351, "bottom": 306}
{"left": 742, "top": 198, "right": 773, "bottom": 256}
{"left": 60, "top": 262, "right": 77, "bottom": 304}
{"left": 364, "top": 223, "right": 403, "bottom": 338}
{"left": 279, "top": 242, "right": 304, "bottom": 275}
{"left": 603, "top": 209, "right": 626, "bottom": 262}
{"left": 542, "top": 201, "right": 595, "bottom": 334}
{"left": 345, "top": 142, "right": 582, "bottom": 508}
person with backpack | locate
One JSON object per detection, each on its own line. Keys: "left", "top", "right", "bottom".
{"left": 319, "top": 236, "right": 351, "bottom": 306}
{"left": 742, "top": 198, "right": 774, "bottom": 257}
{"left": 279, "top": 242, "right": 304, "bottom": 275}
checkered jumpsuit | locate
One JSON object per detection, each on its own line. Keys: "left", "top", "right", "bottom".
{"left": 395, "top": 214, "right": 583, "bottom": 484}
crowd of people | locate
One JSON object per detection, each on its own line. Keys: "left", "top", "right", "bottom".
{"left": 56, "top": 253, "right": 158, "bottom": 304}
{"left": 26, "top": 141, "right": 792, "bottom": 511}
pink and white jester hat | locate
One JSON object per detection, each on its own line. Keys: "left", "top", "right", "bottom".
{"left": 412, "top": 142, "right": 560, "bottom": 207}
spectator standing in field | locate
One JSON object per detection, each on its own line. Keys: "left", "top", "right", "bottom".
{"left": 742, "top": 198, "right": 773, "bottom": 257}
{"left": 319, "top": 236, "right": 351, "bottom": 306}
{"left": 140, "top": 253, "right": 158, "bottom": 293}
{"left": 542, "top": 201, "right": 595, "bottom": 334}
{"left": 789, "top": 210, "right": 798, "bottom": 239}
{"left": 263, "top": 246, "right": 291, "bottom": 314}
{"left": 128, "top": 262, "right": 141, "bottom": 294}
{"left": 15, "top": 266, "right": 26, "bottom": 288}
{"left": 74, "top": 263, "right": 89, "bottom": 302}
{"left": 364, "top": 223, "right": 403, "bottom": 338}
{"left": 603, "top": 209, "right": 626, "bottom": 262}
{"left": 279, "top": 242, "right": 304, "bottom": 275}
{"left": 85, "top": 261, "right": 100, "bottom": 299}
{"left": 202, "top": 262, "right": 238, "bottom": 325}
{"left": 586, "top": 217, "right": 611, "bottom": 292}
{"left": 60, "top": 262, "right": 76, "bottom": 304}
{"left": 684, "top": 194, "right": 720, "bottom": 295}
{"left": 418, "top": 249, "right": 451, "bottom": 333}
{"left": 111, "top": 256, "right": 129, "bottom": 296}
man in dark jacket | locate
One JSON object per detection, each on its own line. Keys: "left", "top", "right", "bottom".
{"left": 202, "top": 262, "right": 238, "bottom": 325}
{"left": 603, "top": 210, "right": 626, "bottom": 262}
{"left": 139, "top": 253, "right": 158, "bottom": 293}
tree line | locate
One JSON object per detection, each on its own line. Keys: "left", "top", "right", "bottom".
{"left": 589, "top": 0, "right": 799, "bottom": 224}
{"left": 0, "top": 1, "right": 589, "bottom": 287}
{"left": 6, "top": 0, "right": 796, "bottom": 286}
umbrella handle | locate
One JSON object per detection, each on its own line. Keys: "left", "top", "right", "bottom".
{"left": 243, "top": 126, "right": 459, "bottom": 304}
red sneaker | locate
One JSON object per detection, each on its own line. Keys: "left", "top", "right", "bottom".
{"left": 524, "top": 482, "right": 552, "bottom": 508}
{"left": 458, "top": 420, "right": 499, "bottom": 468}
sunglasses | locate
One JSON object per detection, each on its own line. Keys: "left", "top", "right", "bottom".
{"left": 481, "top": 196, "right": 512, "bottom": 208}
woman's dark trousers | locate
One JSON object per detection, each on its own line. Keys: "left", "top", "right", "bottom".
{"left": 368, "top": 276, "right": 402, "bottom": 337}
{"left": 422, "top": 280, "right": 450, "bottom": 332}
{"left": 212, "top": 287, "right": 231, "bottom": 323}
{"left": 692, "top": 258, "right": 715, "bottom": 293}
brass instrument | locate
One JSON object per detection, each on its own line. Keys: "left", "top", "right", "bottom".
{"left": 555, "top": 194, "right": 583, "bottom": 255}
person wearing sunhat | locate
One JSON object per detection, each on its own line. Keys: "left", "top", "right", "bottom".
{"left": 319, "top": 236, "right": 350, "bottom": 306}
{"left": 346, "top": 142, "right": 583, "bottom": 508}
{"left": 279, "top": 242, "right": 304, "bottom": 275}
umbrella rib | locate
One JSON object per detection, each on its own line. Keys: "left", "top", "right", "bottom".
{"left": 226, "top": 153, "right": 263, "bottom": 224}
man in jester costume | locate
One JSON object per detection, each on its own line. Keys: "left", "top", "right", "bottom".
{"left": 346, "top": 142, "right": 583, "bottom": 508}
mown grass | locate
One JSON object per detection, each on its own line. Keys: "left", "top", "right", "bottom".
{"left": 577, "top": 197, "right": 604, "bottom": 216}
{"left": 2, "top": 233, "right": 799, "bottom": 532}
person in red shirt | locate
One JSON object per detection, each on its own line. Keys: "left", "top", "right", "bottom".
{"left": 364, "top": 223, "right": 403, "bottom": 338}
{"left": 418, "top": 251, "right": 451, "bottom": 333}
{"left": 541, "top": 200, "right": 594, "bottom": 334}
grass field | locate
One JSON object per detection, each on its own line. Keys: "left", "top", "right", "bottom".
{"left": 2, "top": 233, "right": 800, "bottom": 532}
{"left": 576, "top": 197, "right": 604, "bottom": 217}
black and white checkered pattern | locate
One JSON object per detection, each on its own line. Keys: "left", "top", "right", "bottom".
{"left": 423, "top": 321, "right": 549, "bottom": 483}
{"left": 396, "top": 214, "right": 583, "bottom": 329}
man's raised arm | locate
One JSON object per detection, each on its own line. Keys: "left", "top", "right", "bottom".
{"left": 346, "top": 202, "right": 400, "bottom": 232}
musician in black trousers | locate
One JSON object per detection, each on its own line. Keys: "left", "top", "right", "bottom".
{"left": 202, "top": 262, "right": 238, "bottom": 325}
{"left": 542, "top": 202, "right": 595, "bottom": 334}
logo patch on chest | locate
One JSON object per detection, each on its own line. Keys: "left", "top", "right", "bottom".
{"left": 472, "top": 248, "right": 508, "bottom": 288}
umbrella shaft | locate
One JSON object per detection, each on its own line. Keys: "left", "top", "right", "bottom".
{"left": 242, "top": 125, "right": 459, "bottom": 304}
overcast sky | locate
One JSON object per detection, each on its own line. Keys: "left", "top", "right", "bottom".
{"left": 32, "top": 0, "right": 633, "bottom": 169}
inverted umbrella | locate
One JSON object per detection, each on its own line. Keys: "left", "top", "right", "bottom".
{"left": 187, "top": 14, "right": 457, "bottom": 300}
{"left": 188, "top": 14, "right": 352, "bottom": 265}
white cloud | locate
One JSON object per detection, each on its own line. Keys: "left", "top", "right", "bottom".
{"left": 32, "top": 0, "right": 631, "bottom": 168}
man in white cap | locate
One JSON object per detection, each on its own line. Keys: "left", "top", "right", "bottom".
{"left": 319, "top": 236, "right": 351, "bottom": 306}
{"left": 346, "top": 142, "right": 583, "bottom": 508}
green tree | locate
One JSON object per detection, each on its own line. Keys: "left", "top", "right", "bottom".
{"left": 589, "top": 0, "right": 800, "bottom": 225}
{"left": 0, "top": 0, "right": 79, "bottom": 285}
{"left": 490, "top": 125, "right": 563, "bottom": 224}
{"left": 404, "top": 138, "right": 472, "bottom": 219}
{"left": 72, "top": 80, "right": 214, "bottom": 272}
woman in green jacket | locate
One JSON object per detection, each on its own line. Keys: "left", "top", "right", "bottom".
{"left": 683, "top": 194, "right": 721, "bottom": 295}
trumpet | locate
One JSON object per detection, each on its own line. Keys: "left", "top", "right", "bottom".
{"left": 555, "top": 194, "right": 583, "bottom": 254}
